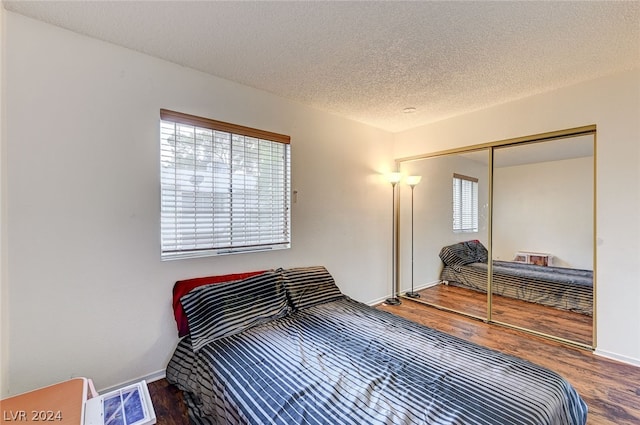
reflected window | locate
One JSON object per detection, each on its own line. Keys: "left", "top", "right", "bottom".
{"left": 452, "top": 173, "right": 478, "bottom": 233}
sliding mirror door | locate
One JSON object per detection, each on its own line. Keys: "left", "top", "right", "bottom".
{"left": 491, "top": 134, "right": 595, "bottom": 346}
{"left": 398, "top": 149, "right": 490, "bottom": 320}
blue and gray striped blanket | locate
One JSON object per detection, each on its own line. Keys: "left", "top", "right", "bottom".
{"left": 167, "top": 297, "right": 587, "bottom": 425}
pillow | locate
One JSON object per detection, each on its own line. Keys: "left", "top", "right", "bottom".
{"left": 280, "top": 266, "right": 344, "bottom": 311}
{"left": 180, "top": 270, "right": 289, "bottom": 352}
{"left": 172, "top": 270, "right": 267, "bottom": 337}
{"left": 439, "top": 240, "right": 488, "bottom": 272}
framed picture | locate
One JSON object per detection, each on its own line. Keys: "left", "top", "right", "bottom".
{"left": 514, "top": 253, "right": 527, "bottom": 263}
{"left": 529, "top": 254, "right": 550, "bottom": 266}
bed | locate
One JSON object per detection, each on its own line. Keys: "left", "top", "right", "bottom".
{"left": 166, "top": 266, "right": 587, "bottom": 425}
{"left": 439, "top": 241, "right": 593, "bottom": 316}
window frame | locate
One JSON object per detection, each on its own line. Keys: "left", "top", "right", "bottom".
{"left": 452, "top": 173, "right": 479, "bottom": 233}
{"left": 159, "top": 109, "right": 291, "bottom": 260}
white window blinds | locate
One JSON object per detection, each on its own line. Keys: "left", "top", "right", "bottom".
{"left": 160, "top": 109, "right": 291, "bottom": 259}
{"left": 452, "top": 173, "right": 478, "bottom": 233}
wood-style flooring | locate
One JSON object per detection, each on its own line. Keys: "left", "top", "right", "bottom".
{"left": 413, "top": 283, "right": 593, "bottom": 345}
{"left": 148, "top": 298, "right": 640, "bottom": 425}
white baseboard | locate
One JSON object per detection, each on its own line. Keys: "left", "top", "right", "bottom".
{"left": 399, "top": 280, "right": 441, "bottom": 294}
{"left": 413, "top": 280, "right": 441, "bottom": 290}
{"left": 97, "top": 369, "right": 166, "bottom": 394}
{"left": 594, "top": 349, "right": 640, "bottom": 368}
{"left": 367, "top": 295, "right": 390, "bottom": 306}
{"left": 367, "top": 280, "right": 442, "bottom": 306}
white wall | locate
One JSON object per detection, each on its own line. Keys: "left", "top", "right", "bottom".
{"left": 0, "top": 2, "right": 8, "bottom": 397}
{"left": 493, "top": 157, "right": 593, "bottom": 269}
{"left": 394, "top": 68, "right": 640, "bottom": 365}
{"left": 2, "top": 13, "right": 394, "bottom": 396}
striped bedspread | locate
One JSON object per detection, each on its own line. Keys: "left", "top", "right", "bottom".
{"left": 167, "top": 297, "right": 587, "bottom": 425}
{"left": 441, "top": 261, "right": 593, "bottom": 316}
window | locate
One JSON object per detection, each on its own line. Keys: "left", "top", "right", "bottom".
{"left": 452, "top": 173, "right": 478, "bottom": 233}
{"left": 160, "top": 109, "right": 291, "bottom": 259}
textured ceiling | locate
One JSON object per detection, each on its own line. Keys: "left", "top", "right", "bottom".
{"left": 4, "top": 1, "right": 640, "bottom": 132}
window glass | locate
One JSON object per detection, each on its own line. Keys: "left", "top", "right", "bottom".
{"left": 160, "top": 110, "right": 291, "bottom": 259}
{"left": 452, "top": 173, "right": 478, "bottom": 233}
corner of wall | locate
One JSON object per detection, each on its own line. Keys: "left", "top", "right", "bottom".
{"left": 0, "top": 2, "right": 10, "bottom": 398}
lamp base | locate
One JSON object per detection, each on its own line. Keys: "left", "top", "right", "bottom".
{"left": 385, "top": 297, "right": 402, "bottom": 305}
{"left": 405, "top": 291, "right": 421, "bottom": 298}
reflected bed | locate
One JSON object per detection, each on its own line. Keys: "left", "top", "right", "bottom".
{"left": 439, "top": 241, "right": 593, "bottom": 316}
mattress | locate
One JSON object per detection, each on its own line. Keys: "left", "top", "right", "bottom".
{"left": 167, "top": 297, "right": 587, "bottom": 425}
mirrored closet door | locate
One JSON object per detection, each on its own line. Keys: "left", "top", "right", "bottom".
{"left": 396, "top": 127, "right": 595, "bottom": 348}
{"left": 491, "top": 134, "right": 594, "bottom": 346}
{"left": 397, "top": 149, "right": 490, "bottom": 321}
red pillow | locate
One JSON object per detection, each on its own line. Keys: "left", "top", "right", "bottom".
{"left": 172, "top": 270, "right": 267, "bottom": 337}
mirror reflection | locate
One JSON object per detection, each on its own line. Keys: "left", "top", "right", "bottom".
{"left": 398, "top": 149, "right": 490, "bottom": 320}
{"left": 491, "top": 135, "right": 594, "bottom": 346}
{"left": 397, "top": 131, "right": 594, "bottom": 347}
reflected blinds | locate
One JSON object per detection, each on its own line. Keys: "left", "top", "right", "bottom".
{"left": 453, "top": 173, "right": 478, "bottom": 233}
{"left": 160, "top": 109, "right": 291, "bottom": 259}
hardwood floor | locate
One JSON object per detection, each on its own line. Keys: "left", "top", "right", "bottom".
{"left": 147, "top": 378, "right": 189, "bottom": 425}
{"left": 148, "top": 299, "right": 640, "bottom": 425}
{"left": 414, "top": 283, "right": 593, "bottom": 345}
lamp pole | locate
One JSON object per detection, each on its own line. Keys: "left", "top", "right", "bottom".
{"left": 386, "top": 172, "right": 402, "bottom": 305}
{"left": 405, "top": 175, "right": 422, "bottom": 298}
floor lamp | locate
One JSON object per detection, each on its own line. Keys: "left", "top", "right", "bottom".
{"left": 386, "top": 172, "right": 402, "bottom": 305}
{"left": 405, "top": 175, "right": 422, "bottom": 298}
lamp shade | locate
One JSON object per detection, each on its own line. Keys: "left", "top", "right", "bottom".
{"left": 387, "top": 172, "right": 402, "bottom": 184}
{"left": 406, "top": 175, "right": 422, "bottom": 187}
